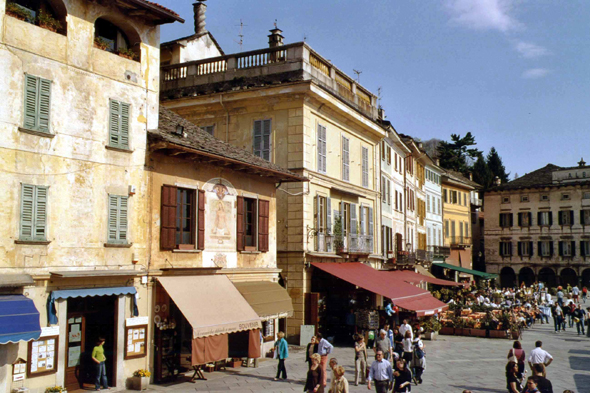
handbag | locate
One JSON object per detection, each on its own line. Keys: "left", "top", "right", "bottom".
{"left": 507, "top": 349, "right": 518, "bottom": 364}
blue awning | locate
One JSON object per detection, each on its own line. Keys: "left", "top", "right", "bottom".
{"left": 0, "top": 295, "right": 41, "bottom": 344}
{"left": 48, "top": 286, "right": 138, "bottom": 324}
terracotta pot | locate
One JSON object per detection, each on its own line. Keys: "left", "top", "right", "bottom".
{"left": 471, "top": 329, "right": 486, "bottom": 337}
{"left": 6, "top": 11, "right": 26, "bottom": 21}
{"left": 131, "top": 376, "right": 149, "bottom": 391}
{"left": 118, "top": 53, "right": 135, "bottom": 60}
{"left": 39, "top": 22, "right": 57, "bottom": 32}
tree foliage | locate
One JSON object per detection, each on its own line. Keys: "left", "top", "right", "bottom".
{"left": 436, "top": 132, "right": 481, "bottom": 174}
{"left": 487, "top": 147, "right": 510, "bottom": 184}
{"left": 472, "top": 153, "right": 492, "bottom": 189}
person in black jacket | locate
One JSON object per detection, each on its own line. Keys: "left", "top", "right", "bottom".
{"left": 305, "top": 336, "right": 318, "bottom": 370}
{"left": 393, "top": 358, "right": 412, "bottom": 392}
{"left": 532, "top": 364, "right": 553, "bottom": 393}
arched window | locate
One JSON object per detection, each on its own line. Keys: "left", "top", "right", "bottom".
{"left": 6, "top": 0, "right": 67, "bottom": 35}
{"left": 94, "top": 18, "right": 140, "bottom": 61}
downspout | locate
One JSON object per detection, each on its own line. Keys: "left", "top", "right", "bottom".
{"left": 219, "top": 94, "right": 229, "bottom": 143}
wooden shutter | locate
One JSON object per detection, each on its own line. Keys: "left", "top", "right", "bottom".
{"left": 538, "top": 241, "right": 542, "bottom": 257}
{"left": 33, "top": 186, "right": 48, "bottom": 241}
{"left": 582, "top": 241, "right": 587, "bottom": 257}
{"left": 537, "top": 212, "right": 542, "bottom": 226}
{"left": 548, "top": 212, "right": 553, "bottom": 225}
{"left": 570, "top": 210, "right": 574, "bottom": 225}
{"left": 160, "top": 185, "right": 177, "bottom": 250}
{"left": 24, "top": 75, "right": 38, "bottom": 130}
{"left": 581, "top": 210, "right": 585, "bottom": 225}
{"left": 258, "top": 199, "right": 269, "bottom": 252}
{"left": 326, "top": 197, "right": 332, "bottom": 234}
{"left": 119, "top": 196, "right": 128, "bottom": 242}
{"left": 305, "top": 292, "right": 319, "bottom": 328}
{"left": 20, "top": 184, "right": 35, "bottom": 240}
{"left": 517, "top": 242, "right": 522, "bottom": 256}
{"left": 359, "top": 206, "right": 365, "bottom": 235}
{"left": 120, "top": 102, "right": 130, "bottom": 149}
{"left": 109, "top": 99, "right": 121, "bottom": 147}
{"left": 529, "top": 242, "right": 533, "bottom": 256}
{"left": 528, "top": 212, "right": 532, "bottom": 226}
{"left": 197, "top": 190, "right": 205, "bottom": 250}
{"left": 499, "top": 242, "right": 503, "bottom": 256}
{"left": 509, "top": 214, "right": 514, "bottom": 227}
{"left": 571, "top": 241, "right": 576, "bottom": 256}
{"left": 558, "top": 241, "right": 563, "bottom": 256}
{"left": 236, "top": 196, "right": 245, "bottom": 251}
{"left": 350, "top": 203, "right": 357, "bottom": 235}
{"left": 558, "top": 211, "right": 563, "bottom": 225}
{"left": 368, "top": 207, "right": 374, "bottom": 238}
{"left": 38, "top": 78, "right": 51, "bottom": 133}
{"left": 518, "top": 213, "right": 522, "bottom": 227}
{"left": 108, "top": 195, "right": 119, "bottom": 243}
{"left": 550, "top": 241, "right": 554, "bottom": 256}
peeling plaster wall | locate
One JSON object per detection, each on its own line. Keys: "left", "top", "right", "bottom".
{"left": 0, "top": 1, "right": 161, "bottom": 390}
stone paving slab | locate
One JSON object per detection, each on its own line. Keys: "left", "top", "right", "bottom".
{"left": 120, "top": 322, "right": 590, "bottom": 393}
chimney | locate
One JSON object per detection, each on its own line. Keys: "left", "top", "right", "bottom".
{"left": 578, "top": 158, "right": 586, "bottom": 167}
{"left": 268, "top": 26, "right": 284, "bottom": 48}
{"left": 436, "top": 159, "right": 440, "bottom": 166}
{"left": 378, "top": 107, "right": 386, "bottom": 121}
{"left": 193, "top": 1, "right": 207, "bottom": 35}
{"left": 494, "top": 176, "right": 501, "bottom": 186}
{"left": 469, "top": 172, "right": 473, "bottom": 181}
{"left": 418, "top": 142, "right": 424, "bottom": 150}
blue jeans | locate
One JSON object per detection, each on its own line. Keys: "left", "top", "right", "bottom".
{"left": 95, "top": 361, "right": 108, "bottom": 389}
{"left": 554, "top": 316, "right": 563, "bottom": 331}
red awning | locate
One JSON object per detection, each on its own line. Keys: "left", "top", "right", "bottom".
{"left": 387, "top": 270, "right": 463, "bottom": 287}
{"left": 311, "top": 262, "right": 448, "bottom": 316}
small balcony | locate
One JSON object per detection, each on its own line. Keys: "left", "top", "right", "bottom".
{"left": 415, "top": 249, "right": 432, "bottom": 262}
{"left": 448, "top": 236, "right": 472, "bottom": 247}
{"left": 335, "top": 234, "right": 373, "bottom": 255}
{"left": 316, "top": 232, "right": 333, "bottom": 253}
{"left": 428, "top": 245, "right": 451, "bottom": 257}
{"left": 396, "top": 251, "right": 416, "bottom": 265}
{"left": 160, "top": 42, "right": 379, "bottom": 120}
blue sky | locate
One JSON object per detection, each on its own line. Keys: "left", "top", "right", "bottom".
{"left": 157, "top": 0, "right": 589, "bottom": 177}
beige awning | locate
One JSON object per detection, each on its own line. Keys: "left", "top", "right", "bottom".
{"left": 233, "top": 281, "right": 294, "bottom": 321}
{"left": 0, "top": 274, "right": 34, "bottom": 287}
{"left": 415, "top": 265, "right": 435, "bottom": 279}
{"left": 157, "top": 276, "right": 261, "bottom": 338}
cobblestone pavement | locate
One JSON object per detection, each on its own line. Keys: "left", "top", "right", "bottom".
{"left": 126, "top": 322, "right": 590, "bottom": 393}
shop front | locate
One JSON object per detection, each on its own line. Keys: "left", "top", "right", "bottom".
{"left": 153, "top": 275, "right": 262, "bottom": 383}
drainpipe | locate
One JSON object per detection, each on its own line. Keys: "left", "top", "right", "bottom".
{"left": 219, "top": 94, "right": 229, "bottom": 142}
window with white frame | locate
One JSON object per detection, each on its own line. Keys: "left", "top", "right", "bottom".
{"left": 518, "top": 241, "right": 532, "bottom": 257}
{"left": 499, "top": 241, "right": 512, "bottom": 257}
{"left": 539, "top": 241, "right": 552, "bottom": 257}
{"left": 253, "top": 119, "right": 272, "bottom": 161}
{"left": 559, "top": 241, "right": 574, "bottom": 257}
{"left": 538, "top": 211, "right": 552, "bottom": 226}
{"left": 581, "top": 240, "right": 590, "bottom": 257}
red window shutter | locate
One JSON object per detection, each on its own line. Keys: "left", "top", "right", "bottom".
{"left": 236, "top": 196, "right": 245, "bottom": 251}
{"left": 258, "top": 199, "right": 270, "bottom": 252}
{"left": 197, "top": 190, "right": 206, "bottom": 250}
{"left": 160, "top": 185, "right": 177, "bottom": 250}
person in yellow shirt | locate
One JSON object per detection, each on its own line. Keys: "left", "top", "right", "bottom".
{"left": 92, "top": 337, "right": 110, "bottom": 391}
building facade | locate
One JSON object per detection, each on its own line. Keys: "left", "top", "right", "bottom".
{"left": 424, "top": 163, "right": 444, "bottom": 259}
{"left": 485, "top": 162, "right": 590, "bottom": 288}
{"left": 0, "top": 0, "right": 182, "bottom": 391}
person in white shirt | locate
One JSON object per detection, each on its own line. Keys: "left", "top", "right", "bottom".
{"left": 398, "top": 319, "right": 413, "bottom": 341}
{"left": 527, "top": 340, "right": 553, "bottom": 377}
{"left": 572, "top": 286, "right": 580, "bottom": 302}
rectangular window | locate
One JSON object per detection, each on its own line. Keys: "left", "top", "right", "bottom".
{"left": 362, "top": 146, "right": 369, "bottom": 188}
{"left": 518, "top": 212, "right": 531, "bottom": 227}
{"left": 521, "top": 195, "right": 529, "bottom": 202}
{"left": 318, "top": 196, "right": 326, "bottom": 232}
{"left": 387, "top": 146, "right": 391, "bottom": 165}
{"left": 20, "top": 184, "right": 48, "bottom": 241}
{"left": 237, "top": 197, "right": 269, "bottom": 252}
{"left": 381, "top": 140, "right": 386, "bottom": 161}
{"left": 342, "top": 136, "right": 350, "bottom": 181}
{"left": 343, "top": 203, "right": 350, "bottom": 236}
{"left": 444, "top": 220, "right": 449, "bottom": 237}
{"left": 23, "top": 74, "right": 52, "bottom": 133}
{"left": 581, "top": 241, "right": 590, "bottom": 257}
{"left": 438, "top": 198, "right": 441, "bottom": 214}
{"left": 381, "top": 177, "right": 386, "bottom": 203}
{"left": 559, "top": 241, "right": 574, "bottom": 257}
{"left": 558, "top": 210, "right": 573, "bottom": 226}
{"left": 518, "top": 241, "right": 532, "bottom": 257}
{"left": 109, "top": 99, "right": 130, "bottom": 149}
{"left": 387, "top": 180, "right": 391, "bottom": 205}
{"left": 443, "top": 189, "right": 448, "bottom": 203}
{"left": 394, "top": 153, "right": 398, "bottom": 171}
{"left": 502, "top": 196, "right": 510, "bottom": 204}
{"left": 540, "top": 194, "right": 549, "bottom": 202}
{"left": 539, "top": 241, "right": 552, "bottom": 257}
{"left": 202, "top": 125, "right": 215, "bottom": 135}
{"left": 160, "top": 185, "right": 205, "bottom": 251}
{"left": 499, "top": 213, "right": 513, "bottom": 228}
{"left": 538, "top": 211, "right": 552, "bottom": 226}
{"left": 317, "top": 124, "right": 327, "bottom": 173}
{"left": 499, "top": 241, "right": 512, "bottom": 257}
{"left": 253, "top": 119, "right": 272, "bottom": 161}
{"left": 561, "top": 193, "right": 570, "bottom": 201}
{"left": 107, "top": 195, "right": 128, "bottom": 244}
{"left": 581, "top": 210, "right": 590, "bottom": 225}
{"left": 464, "top": 222, "right": 469, "bottom": 237}
{"left": 176, "top": 188, "right": 195, "bottom": 247}
{"left": 583, "top": 192, "right": 590, "bottom": 200}
{"left": 427, "top": 195, "right": 431, "bottom": 213}
{"left": 244, "top": 198, "right": 257, "bottom": 248}
{"left": 463, "top": 193, "right": 467, "bottom": 206}
{"left": 451, "top": 190, "right": 458, "bottom": 204}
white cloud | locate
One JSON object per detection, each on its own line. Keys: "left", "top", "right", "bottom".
{"left": 445, "top": 0, "right": 522, "bottom": 33}
{"left": 522, "top": 68, "right": 551, "bottom": 79}
{"left": 514, "top": 41, "right": 551, "bottom": 58}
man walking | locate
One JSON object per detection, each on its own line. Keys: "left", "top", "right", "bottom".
{"left": 573, "top": 304, "right": 586, "bottom": 335}
{"left": 572, "top": 285, "right": 580, "bottom": 303}
{"left": 373, "top": 329, "right": 393, "bottom": 360}
{"left": 399, "top": 319, "right": 413, "bottom": 341}
{"left": 528, "top": 341, "right": 553, "bottom": 377}
{"left": 317, "top": 333, "right": 333, "bottom": 387}
{"left": 367, "top": 350, "right": 393, "bottom": 393}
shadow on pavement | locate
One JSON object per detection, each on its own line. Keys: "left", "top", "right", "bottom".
{"left": 451, "top": 385, "right": 505, "bottom": 393}
{"left": 568, "top": 356, "right": 590, "bottom": 371}
{"left": 574, "top": 373, "right": 590, "bottom": 392}
{"left": 569, "top": 349, "right": 590, "bottom": 356}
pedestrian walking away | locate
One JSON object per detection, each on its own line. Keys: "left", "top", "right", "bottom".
{"left": 274, "top": 331, "right": 289, "bottom": 380}
{"left": 367, "top": 350, "right": 393, "bottom": 393}
{"left": 306, "top": 335, "right": 319, "bottom": 370}
{"left": 304, "top": 353, "right": 325, "bottom": 393}
{"left": 317, "top": 333, "right": 333, "bottom": 387}
{"left": 528, "top": 341, "right": 553, "bottom": 378}
{"left": 401, "top": 330, "right": 413, "bottom": 366}
{"left": 507, "top": 340, "right": 525, "bottom": 380}
{"left": 531, "top": 364, "right": 553, "bottom": 393}
{"left": 329, "top": 365, "right": 349, "bottom": 393}
{"left": 91, "top": 337, "right": 111, "bottom": 391}
{"left": 410, "top": 331, "right": 425, "bottom": 385}
{"left": 354, "top": 335, "right": 368, "bottom": 386}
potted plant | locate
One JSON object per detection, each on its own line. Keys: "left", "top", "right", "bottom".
{"left": 333, "top": 216, "right": 344, "bottom": 253}
{"left": 131, "top": 369, "right": 151, "bottom": 391}
{"left": 421, "top": 316, "right": 441, "bottom": 340}
{"left": 45, "top": 387, "right": 67, "bottom": 393}
{"left": 94, "top": 37, "right": 110, "bottom": 50}
{"left": 117, "top": 47, "right": 138, "bottom": 60}
{"left": 5, "top": 2, "right": 32, "bottom": 21}
{"left": 36, "top": 11, "right": 61, "bottom": 32}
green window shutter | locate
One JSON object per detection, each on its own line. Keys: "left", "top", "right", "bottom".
{"left": 37, "top": 78, "right": 51, "bottom": 133}
{"left": 20, "top": 184, "right": 35, "bottom": 240}
{"left": 23, "top": 75, "right": 38, "bottom": 130}
{"left": 119, "top": 196, "right": 128, "bottom": 242}
{"left": 108, "top": 195, "right": 128, "bottom": 244}
{"left": 109, "top": 99, "right": 123, "bottom": 147}
{"left": 108, "top": 195, "right": 119, "bottom": 242}
{"left": 34, "top": 186, "right": 48, "bottom": 241}
{"left": 253, "top": 120, "right": 262, "bottom": 157}
{"left": 120, "top": 102, "right": 130, "bottom": 149}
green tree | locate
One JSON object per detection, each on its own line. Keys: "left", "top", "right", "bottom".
{"left": 436, "top": 132, "right": 481, "bottom": 174}
{"left": 472, "top": 153, "right": 492, "bottom": 190}
{"left": 487, "top": 147, "right": 510, "bottom": 184}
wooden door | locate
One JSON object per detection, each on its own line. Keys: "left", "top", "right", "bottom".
{"left": 65, "top": 314, "right": 85, "bottom": 392}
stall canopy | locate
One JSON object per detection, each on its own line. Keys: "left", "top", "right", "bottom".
{"left": 311, "top": 263, "right": 448, "bottom": 316}
{"left": 433, "top": 262, "right": 498, "bottom": 280}
{"left": 157, "top": 276, "right": 261, "bottom": 338}
{"left": 0, "top": 295, "right": 41, "bottom": 344}
{"left": 233, "top": 281, "right": 293, "bottom": 321}
{"left": 388, "top": 270, "right": 463, "bottom": 287}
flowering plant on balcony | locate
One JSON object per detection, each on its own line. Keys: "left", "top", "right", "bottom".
{"left": 45, "top": 386, "right": 66, "bottom": 393}
{"left": 37, "top": 11, "right": 62, "bottom": 32}
{"left": 118, "top": 47, "right": 138, "bottom": 60}
{"left": 6, "top": 2, "right": 32, "bottom": 21}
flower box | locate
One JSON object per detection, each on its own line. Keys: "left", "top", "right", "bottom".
{"left": 131, "top": 376, "right": 149, "bottom": 391}
{"left": 454, "top": 328, "right": 465, "bottom": 336}
{"left": 488, "top": 329, "right": 505, "bottom": 338}
{"left": 470, "top": 329, "right": 486, "bottom": 337}
{"left": 439, "top": 327, "right": 454, "bottom": 335}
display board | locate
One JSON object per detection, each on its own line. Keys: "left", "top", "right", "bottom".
{"left": 125, "top": 324, "right": 147, "bottom": 359}
{"left": 27, "top": 335, "right": 59, "bottom": 377}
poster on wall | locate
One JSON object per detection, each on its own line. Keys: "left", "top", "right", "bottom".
{"left": 27, "top": 335, "right": 59, "bottom": 377}
{"left": 124, "top": 325, "right": 147, "bottom": 359}
{"left": 67, "top": 346, "right": 81, "bottom": 368}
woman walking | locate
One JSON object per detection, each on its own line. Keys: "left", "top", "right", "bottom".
{"left": 354, "top": 335, "right": 367, "bottom": 386}
{"left": 306, "top": 336, "right": 318, "bottom": 370}
{"left": 507, "top": 340, "right": 525, "bottom": 381}
{"left": 274, "top": 331, "right": 289, "bottom": 381}
{"left": 401, "top": 331, "right": 413, "bottom": 365}
{"left": 392, "top": 359, "right": 412, "bottom": 392}
{"left": 304, "top": 353, "right": 324, "bottom": 393}
{"left": 329, "top": 365, "right": 349, "bottom": 393}
{"left": 411, "top": 332, "right": 425, "bottom": 385}
{"left": 505, "top": 361, "right": 520, "bottom": 393}
{"left": 91, "top": 337, "right": 110, "bottom": 391}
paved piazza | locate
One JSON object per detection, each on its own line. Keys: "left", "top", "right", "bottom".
{"left": 132, "top": 322, "right": 590, "bottom": 393}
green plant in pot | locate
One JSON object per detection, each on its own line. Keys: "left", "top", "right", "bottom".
{"left": 6, "top": 2, "right": 32, "bottom": 21}
{"left": 37, "top": 11, "right": 62, "bottom": 32}
{"left": 94, "top": 37, "right": 110, "bottom": 50}
{"left": 333, "top": 216, "right": 344, "bottom": 253}
{"left": 421, "top": 316, "right": 441, "bottom": 333}
{"left": 118, "top": 47, "right": 138, "bottom": 60}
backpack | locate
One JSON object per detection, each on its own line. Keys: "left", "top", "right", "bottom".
{"left": 414, "top": 342, "right": 424, "bottom": 359}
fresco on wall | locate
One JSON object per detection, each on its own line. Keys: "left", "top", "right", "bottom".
{"left": 203, "top": 178, "right": 238, "bottom": 268}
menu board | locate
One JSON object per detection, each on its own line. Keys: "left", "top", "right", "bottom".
{"left": 27, "top": 335, "right": 59, "bottom": 377}
{"left": 125, "top": 325, "right": 147, "bottom": 359}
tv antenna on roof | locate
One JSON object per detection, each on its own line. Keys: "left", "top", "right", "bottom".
{"left": 377, "top": 86, "right": 382, "bottom": 107}
{"left": 235, "top": 19, "right": 247, "bottom": 51}
{"left": 353, "top": 69, "right": 362, "bottom": 83}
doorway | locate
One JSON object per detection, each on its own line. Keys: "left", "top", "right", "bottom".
{"left": 65, "top": 296, "right": 117, "bottom": 391}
